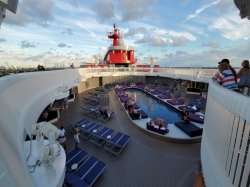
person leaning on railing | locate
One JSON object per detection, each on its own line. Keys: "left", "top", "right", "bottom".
{"left": 215, "top": 61, "right": 239, "bottom": 91}
{"left": 237, "top": 60, "right": 250, "bottom": 94}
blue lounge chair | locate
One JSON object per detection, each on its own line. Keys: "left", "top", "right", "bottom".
{"left": 79, "top": 123, "right": 102, "bottom": 140}
{"left": 66, "top": 147, "right": 82, "bottom": 162}
{"left": 80, "top": 106, "right": 100, "bottom": 119}
{"left": 66, "top": 118, "right": 90, "bottom": 128}
{"left": 96, "top": 111, "right": 115, "bottom": 123}
{"left": 82, "top": 97, "right": 99, "bottom": 105}
{"left": 104, "top": 132, "right": 123, "bottom": 147}
{"left": 89, "top": 127, "right": 115, "bottom": 147}
{"left": 65, "top": 156, "right": 106, "bottom": 187}
{"left": 80, "top": 106, "right": 99, "bottom": 113}
{"left": 104, "top": 132, "right": 130, "bottom": 156}
{"left": 66, "top": 150, "right": 88, "bottom": 170}
{"left": 109, "top": 134, "right": 130, "bottom": 157}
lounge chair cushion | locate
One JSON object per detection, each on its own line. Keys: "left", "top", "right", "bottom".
{"left": 167, "top": 98, "right": 184, "bottom": 105}
{"left": 189, "top": 113, "right": 204, "bottom": 124}
{"left": 175, "top": 122, "right": 203, "bottom": 137}
{"left": 146, "top": 123, "right": 169, "bottom": 135}
{"left": 178, "top": 105, "right": 200, "bottom": 113}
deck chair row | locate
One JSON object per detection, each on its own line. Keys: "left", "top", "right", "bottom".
{"left": 82, "top": 97, "right": 100, "bottom": 105}
{"left": 80, "top": 106, "right": 115, "bottom": 123}
{"left": 72, "top": 118, "right": 130, "bottom": 157}
{"left": 65, "top": 147, "right": 105, "bottom": 187}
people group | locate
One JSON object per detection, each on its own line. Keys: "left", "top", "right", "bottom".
{"left": 37, "top": 64, "right": 45, "bottom": 71}
{"left": 99, "top": 106, "right": 112, "bottom": 118}
{"left": 237, "top": 60, "right": 250, "bottom": 90}
{"left": 215, "top": 59, "right": 250, "bottom": 93}
{"left": 181, "top": 110, "right": 190, "bottom": 124}
{"left": 148, "top": 118, "right": 167, "bottom": 129}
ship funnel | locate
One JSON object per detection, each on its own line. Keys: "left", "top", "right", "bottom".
{"left": 117, "top": 38, "right": 124, "bottom": 46}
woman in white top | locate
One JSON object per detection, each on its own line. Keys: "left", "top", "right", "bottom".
{"left": 73, "top": 127, "right": 80, "bottom": 148}
{"left": 58, "top": 126, "right": 66, "bottom": 150}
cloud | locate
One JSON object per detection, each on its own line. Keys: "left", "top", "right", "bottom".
{"left": 23, "top": 53, "right": 47, "bottom": 61}
{"left": 209, "top": 14, "right": 250, "bottom": 40}
{"left": 180, "top": 0, "right": 190, "bottom": 6}
{"left": 136, "top": 35, "right": 168, "bottom": 47}
{"left": 0, "top": 38, "right": 6, "bottom": 42}
{"left": 171, "top": 36, "right": 189, "bottom": 46}
{"left": 133, "top": 27, "right": 196, "bottom": 47}
{"left": 62, "top": 28, "right": 74, "bottom": 35}
{"left": 0, "top": 50, "right": 5, "bottom": 53}
{"left": 135, "top": 35, "right": 165, "bottom": 47}
{"left": 216, "top": 0, "right": 234, "bottom": 12}
{"left": 120, "top": 0, "right": 158, "bottom": 22}
{"left": 187, "top": 0, "right": 220, "bottom": 20}
{"left": 57, "top": 43, "right": 71, "bottom": 48}
{"left": 159, "top": 43, "right": 250, "bottom": 67}
{"left": 202, "top": 41, "right": 220, "bottom": 48}
{"left": 64, "top": 0, "right": 79, "bottom": 8}
{"left": 20, "top": 41, "right": 36, "bottom": 49}
{"left": 123, "top": 27, "right": 148, "bottom": 38}
{"left": 5, "top": 0, "right": 55, "bottom": 27}
{"left": 180, "top": 24, "right": 206, "bottom": 36}
{"left": 92, "top": 0, "right": 115, "bottom": 22}
{"left": 55, "top": 1, "right": 94, "bottom": 15}
{"left": 166, "top": 30, "right": 196, "bottom": 42}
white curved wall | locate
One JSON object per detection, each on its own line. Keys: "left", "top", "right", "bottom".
{"left": 201, "top": 80, "right": 250, "bottom": 187}
{"left": 0, "top": 70, "right": 80, "bottom": 187}
{"left": 0, "top": 67, "right": 215, "bottom": 187}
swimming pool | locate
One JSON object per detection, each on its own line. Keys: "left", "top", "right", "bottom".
{"left": 126, "top": 89, "right": 181, "bottom": 123}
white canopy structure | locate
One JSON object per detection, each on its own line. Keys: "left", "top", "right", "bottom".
{"left": 0, "top": 0, "right": 19, "bottom": 26}
{"left": 234, "top": 0, "right": 250, "bottom": 19}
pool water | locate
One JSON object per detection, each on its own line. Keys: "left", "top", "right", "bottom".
{"left": 126, "top": 89, "right": 181, "bottom": 124}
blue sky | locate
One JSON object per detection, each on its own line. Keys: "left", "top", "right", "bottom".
{"left": 0, "top": 0, "right": 249, "bottom": 67}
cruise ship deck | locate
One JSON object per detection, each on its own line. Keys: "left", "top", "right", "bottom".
{"left": 0, "top": 67, "right": 249, "bottom": 187}
{"left": 57, "top": 88, "right": 201, "bottom": 187}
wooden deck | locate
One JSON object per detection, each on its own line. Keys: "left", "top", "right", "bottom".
{"left": 55, "top": 90, "right": 201, "bottom": 187}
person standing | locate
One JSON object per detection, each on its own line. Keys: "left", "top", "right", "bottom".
{"left": 58, "top": 126, "right": 66, "bottom": 150}
{"left": 216, "top": 62, "right": 238, "bottom": 91}
{"left": 181, "top": 109, "right": 190, "bottom": 124}
{"left": 42, "top": 110, "right": 48, "bottom": 121}
{"left": 63, "top": 97, "right": 69, "bottom": 110}
{"left": 218, "top": 59, "right": 237, "bottom": 83}
{"left": 73, "top": 127, "right": 80, "bottom": 148}
{"left": 237, "top": 60, "right": 250, "bottom": 87}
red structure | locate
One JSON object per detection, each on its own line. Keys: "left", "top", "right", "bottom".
{"left": 103, "top": 24, "right": 136, "bottom": 66}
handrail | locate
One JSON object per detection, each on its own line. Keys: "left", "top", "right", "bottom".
{"left": 201, "top": 80, "right": 250, "bottom": 187}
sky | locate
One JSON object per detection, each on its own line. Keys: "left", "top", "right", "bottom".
{"left": 0, "top": 0, "right": 249, "bottom": 68}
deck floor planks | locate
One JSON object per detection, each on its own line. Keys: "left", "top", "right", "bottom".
{"left": 55, "top": 89, "right": 201, "bottom": 187}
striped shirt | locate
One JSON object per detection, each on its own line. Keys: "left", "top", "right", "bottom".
{"left": 217, "top": 70, "right": 238, "bottom": 90}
